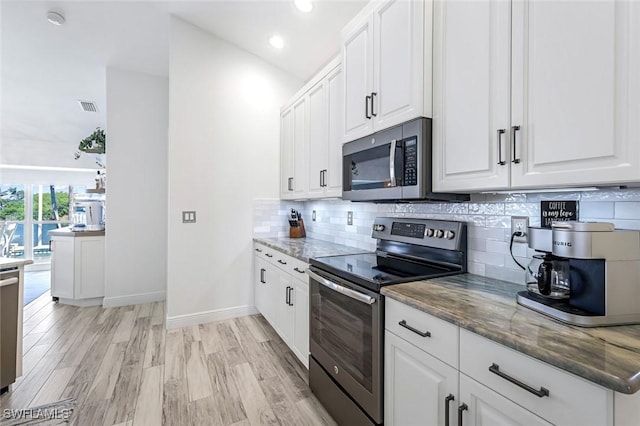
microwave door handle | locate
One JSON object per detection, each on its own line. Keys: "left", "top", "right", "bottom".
{"left": 306, "top": 269, "right": 376, "bottom": 305}
{"left": 389, "top": 139, "right": 397, "bottom": 187}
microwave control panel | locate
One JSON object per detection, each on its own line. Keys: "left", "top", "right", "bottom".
{"left": 403, "top": 137, "right": 418, "bottom": 186}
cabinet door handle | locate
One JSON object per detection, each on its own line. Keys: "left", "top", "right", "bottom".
{"left": 277, "top": 259, "right": 287, "bottom": 265}
{"left": 371, "top": 92, "right": 377, "bottom": 117}
{"left": 49, "top": 240, "right": 53, "bottom": 252}
{"left": 293, "top": 267, "right": 306, "bottom": 274}
{"left": 445, "top": 394, "right": 455, "bottom": 426}
{"left": 511, "top": 125, "right": 521, "bottom": 164}
{"left": 458, "top": 403, "right": 468, "bottom": 426}
{"left": 288, "top": 177, "right": 294, "bottom": 191}
{"left": 255, "top": 248, "right": 262, "bottom": 253}
{"left": 489, "top": 363, "right": 550, "bottom": 398}
{"left": 288, "top": 287, "right": 294, "bottom": 306}
{"left": 497, "top": 129, "right": 506, "bottom": 165}
{"left": 398, "top": 320, "right": 431, "bottom": 337}
{"left": 365, "top": 95, "right": 372, "bottom": 119}
{"left": 260, "top": 268, "right": 266, "bottom": 283}
{"left": 285, "top": 286, "right": 290, "bottom": 305}
{"left": 265, "top": 253, "right": 273, "bottom": 258}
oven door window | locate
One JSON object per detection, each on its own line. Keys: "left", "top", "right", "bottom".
{"left": 345, "top": 143, "right": 402, "bottom": 191}
{"left": 310, "top": 280, "right": 374, "bottom": 393}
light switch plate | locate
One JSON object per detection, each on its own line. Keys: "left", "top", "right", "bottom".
{"left": 347, "top": 211, "right": 353, "bottom": 225}
{"left": 182, "top": 211, "right": 196, "bottom": 223}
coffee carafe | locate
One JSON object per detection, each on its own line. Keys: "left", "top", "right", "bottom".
{"left": 526, "top": 253, "right": 570, "bottom": 299}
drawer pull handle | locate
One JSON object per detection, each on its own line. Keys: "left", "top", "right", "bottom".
{"left": 458, "top": 403, "right": 468, "bottom": 426}
{"left": 398, "top": 320, "right": 431, "bottom": 338}
{"left": 489, "top": 363, "right": 550, "bottom": 398}
{"left": 255, "top": 248, "right": 262, "bottom": 252}
{"left": 265, "top": 253, "right": 273, "bottom": 258}
{"left": 445, "top": 394, "right": 455, "bottom": 426}
{"left": 278, "top": 259, "right": 287, "bottom": 265}
{"left": 293, "top": 267, "right": 306, "bottom": 274}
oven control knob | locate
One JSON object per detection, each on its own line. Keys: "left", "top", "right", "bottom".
{"left": 373, "top": 224, "right": 385, "bottom": 232}
{"left": 435, "top": 229, "right": 445, "bottom": 238}
{"left": 426, "top": 228, "right": 435, "bottom": 238}
{"left": 445, "top": 230, "right": 456, "bottom": 240}
{"left": 334, "top": 366, "right": 339, "bottom": 375}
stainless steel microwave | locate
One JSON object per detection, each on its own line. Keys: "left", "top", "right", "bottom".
{"left": 342, "top": 117, "right": 469, "bottom": 202}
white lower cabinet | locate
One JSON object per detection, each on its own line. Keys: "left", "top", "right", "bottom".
{"left": 459, "top": 374, "right": 551, "bottom": 426}
{"left": 253, "top": 243, "right": 309, "bottom": 368}
{"left": 385, "top": 331, "right": 458, "bottom": 426}
{"left": 50, "top": 234, "right": 105, "bottom": 306}
{"left": 384, "top": 299, "right": 639, "bottom": 426}
{"left": 291, "top": 276, "right": 309, "bottom": 365}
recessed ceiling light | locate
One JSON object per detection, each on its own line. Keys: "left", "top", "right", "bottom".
{"left": 47, "top": 11, "right": 65, "bottom": 26}
{"left": 294, "top": 0, "right": 313, "bottom": 13}
{"left": 269, "top": 35, "right": 285, "bottom": 49}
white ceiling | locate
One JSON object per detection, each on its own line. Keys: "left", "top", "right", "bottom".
{"left": 0, "top": 0, "right": 366, "bottom": 166}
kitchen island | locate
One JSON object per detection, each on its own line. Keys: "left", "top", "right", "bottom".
{"left": 0, "top": 258, "right": 32, "bottom": 393}
{"left": 49, "top": 227, "right": 105, "bottom": 306}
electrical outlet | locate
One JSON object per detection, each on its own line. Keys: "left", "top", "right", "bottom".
{"left": 511, "top": 216, "right": 529, "bottom": 243}
{"left": 347, "top": 211, "right": 353, "bottom": 226}
{"left": 312, "top": 210, "right": 317, "bottom": 222}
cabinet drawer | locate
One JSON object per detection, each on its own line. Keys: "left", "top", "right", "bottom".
{"left": 460, "top": 330, "right": 612, "bottom": 426}
{"left": 253, "top": 243, "right": 309, "bottom": 278}
{"left": 385, "top": 298, "right": 459, "bottom": 368}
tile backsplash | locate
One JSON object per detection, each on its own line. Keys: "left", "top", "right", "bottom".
{"left": 253, "top": 188, "right": 640, "bottom": 285}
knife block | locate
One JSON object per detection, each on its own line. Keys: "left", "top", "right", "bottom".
{"left": 289, "top": 219, "right": 306, "bottom": 238}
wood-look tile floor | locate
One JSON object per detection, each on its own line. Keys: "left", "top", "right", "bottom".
{"left": 0, "top": 292, "right": 336, "bottom": 426}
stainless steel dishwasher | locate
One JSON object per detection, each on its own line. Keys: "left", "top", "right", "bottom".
{"left": 0, "top": 267, "right": 19, "bottom": 394}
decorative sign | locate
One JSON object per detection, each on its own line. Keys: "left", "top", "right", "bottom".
{"left": 540, "top": 201, "right": 579, "bottom": 228}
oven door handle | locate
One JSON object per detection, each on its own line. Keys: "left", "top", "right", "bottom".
{"left": 389, "top": 139, "right": 397, "bottom": 187}
{"left": 306, "top": 269, "right": 376, "bottom": 305}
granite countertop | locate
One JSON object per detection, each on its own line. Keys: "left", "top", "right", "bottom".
{"left": 49, "top": 227, "right": 106, "bottom": 237}
{"left": 381, "top": 274, "right": 640, "bottom": 394}
{"left": 0, "top": 258, "right": 33, "bottom": 268}
{"left": 253, "top": 237, "right": 368, "bottom": 263}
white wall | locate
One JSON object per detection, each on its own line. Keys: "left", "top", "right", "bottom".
{"left": 167, "top": 17, "right": 301, "bottom": 327}
{"left": 104, "top": 67, "right": 168, "bottom": 307}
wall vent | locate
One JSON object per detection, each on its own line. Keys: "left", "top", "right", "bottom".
{"left": 77, "top": 100, "right": 98, "bottom": 112}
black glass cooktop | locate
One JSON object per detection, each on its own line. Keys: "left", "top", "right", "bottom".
{"left": 310, "top": 252, "right": 458, "bottom": 292}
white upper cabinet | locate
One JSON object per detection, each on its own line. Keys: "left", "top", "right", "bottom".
{"left": 325, "top": 65, "right": 344, "bottom": 197}
{"left": 433, "top": 0, "right": 640, "bottom": 192}
{"left": 307, "top": 62, "right": 344, "bottom": 199}
{"left": 510, "top": 0, "right": 640, "bottom": 188}
{"left": 432, "top": 0, "right": 511, "bottom": 192}
{"left": 280, "top": 108, "right": 294, "bottom": 198}
{"left": 342, "top": 0, "right": 431, "bottom": 143}
{"left": 292, "top": 97, "right": 308, "bottom": 198}
{"left": 307, "top": 81, "right": 327, "bottom": 197}
{"left": 280, "top": 57, "right": 342, "bottom": 200}
{"left": 342, "top": 11, "right": 374, "bottom": 142}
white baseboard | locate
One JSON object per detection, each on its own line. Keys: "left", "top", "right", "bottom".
{"left": 102, "top": 291, "right": 166, "bottom": 308}
{"left": 166, "top": 304, "right": 258, "bottom": 330}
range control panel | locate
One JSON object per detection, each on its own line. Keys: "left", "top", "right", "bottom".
{"left": 371, "top": 217, "right": 465, "bottom": 250}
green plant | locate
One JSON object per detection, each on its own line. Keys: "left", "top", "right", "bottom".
{"left": 78, "top": 127, "right": 106, "bottom": 154}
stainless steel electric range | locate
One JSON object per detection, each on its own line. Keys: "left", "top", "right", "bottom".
{"left": 307, "top": 217, "right": 467, "bottom": 425}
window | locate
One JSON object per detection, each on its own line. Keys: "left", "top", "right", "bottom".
{"left": 32, "top": 185, "right": 72, "bottom": 263}
{"left": 0, "top": 184, "right": 82, "bottom": 263}
{"left": 0, "top": 185, "right": 25, "bottom": 258}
